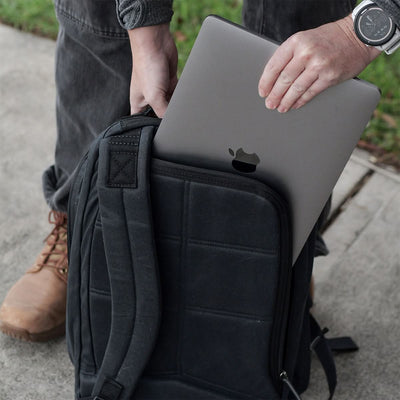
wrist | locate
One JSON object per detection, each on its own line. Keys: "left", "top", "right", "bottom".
{"left": 336, "top": 15, "right": 381, "bottom": 63}
{"left": 128, "top": 23, "right": 172, "bottom": 52}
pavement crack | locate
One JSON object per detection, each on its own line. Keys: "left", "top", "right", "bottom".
{"left": 322, "top": 170, "right": 374, "bottom": 233}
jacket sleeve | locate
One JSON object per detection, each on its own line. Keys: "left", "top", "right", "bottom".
{"left": 116, "top": 0, "right": 173, "bottom": 30}
{"left": 373, "top": 0, "right": 400, "bottom": 26}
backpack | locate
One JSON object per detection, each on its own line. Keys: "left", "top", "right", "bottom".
{"left": 67, "top": 114, "right": 357, "bottom": 400}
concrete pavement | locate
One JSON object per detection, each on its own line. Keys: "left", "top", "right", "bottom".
{"left": 0, "top": 25, "right": 73, "bottom": 399}
{"left": 1, "top": 23, "right": 400, "bottom": 399}
{"left": 304, "top": 151, "right": 400, "bottom": 399}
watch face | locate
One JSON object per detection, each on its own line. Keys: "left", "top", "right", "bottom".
{"left": 355, "top": 5, "right": 396, "bottom": 46}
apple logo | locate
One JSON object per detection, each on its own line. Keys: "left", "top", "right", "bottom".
{"left": 229, "top": 148, "right": 260, "bottom": 173}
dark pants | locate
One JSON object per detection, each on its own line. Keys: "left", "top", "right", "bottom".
{"left": 43, "top": 0, "right": 356, "bottom": 212}
{"left": 242, "top": 0, "right": 356, "bottom": 41}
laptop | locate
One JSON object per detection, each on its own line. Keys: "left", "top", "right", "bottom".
{"left": 153, "top": 15, "right": 381, "bottom": 264}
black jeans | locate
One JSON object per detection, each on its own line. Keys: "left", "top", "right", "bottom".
{"left": 43, "top": 0, "right": 356, "bottom": 212}
{"left": 243, "top": 0, "right": 356, "bottom": 42}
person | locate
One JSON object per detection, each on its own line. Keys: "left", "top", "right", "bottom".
{"left": 0, "top": 0, "right": 398, "bottom": 341}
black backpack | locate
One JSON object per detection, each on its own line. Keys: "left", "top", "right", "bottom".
{"left": 67, "top": 114, "right": 357, "bottom": 400}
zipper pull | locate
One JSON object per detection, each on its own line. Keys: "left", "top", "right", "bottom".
{"left": 280, "top": 371, "right": 302, "bottom": 400}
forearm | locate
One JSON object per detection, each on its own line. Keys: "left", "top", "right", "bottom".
{"left": 116, "top": 0, "right": 173, "bottom": 30}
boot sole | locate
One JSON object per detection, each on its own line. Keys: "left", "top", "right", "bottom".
{"left": 0, "top": 320, "right": 65, "bottom": 342}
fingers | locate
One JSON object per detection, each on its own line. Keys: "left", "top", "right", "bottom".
{"left": 149, "top": 95, "right": 169, "bottom": 118}
{"left": 258, "top": 18, "right": 378, "bottom": 113}
{"left": 274, "top": 71, "right": 319, "bottom": 112}
{"left": 262, "top": 60, "right": 306, "bottom": 112}
{"left": 130, "top": 91, "right": 169, "bottom": 118}
{"left": 130, "top": 69, "right": 178, "bottom": 118}
{"left": 259, "top": 38, "right": 315, "bottom": 113}
{"left": 291, "top": 79, "right": 328, "bottom": 110}
{"left": 258, "top": 44, "right": 294, "bottom": 99}
{"left": 130, "top": 94, "right": 147, "bottom": 115}
{"left": 259, "top": 50, "right": 329, "bottom": 113}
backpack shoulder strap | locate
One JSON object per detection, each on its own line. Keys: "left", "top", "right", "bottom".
{"left": 90, "top": 116, "right": 161, "bottom": 400}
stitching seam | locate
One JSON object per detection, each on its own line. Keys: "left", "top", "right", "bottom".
{"left": 56, "top": 7, "right": 128, "bottom": 39}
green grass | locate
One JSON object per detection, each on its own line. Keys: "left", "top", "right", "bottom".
{"left": 0, "top": 0, "right": 58, "bottom": 39}
{"left": 1, "top": 0, "right": 399, "bottom": 162}
{"left": 359, "top": 53, "right": 400, "bottom": 159}
{"left": 170, "top": 0, "right": 242, "bottom": 72}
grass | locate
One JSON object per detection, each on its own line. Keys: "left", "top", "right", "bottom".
{"left": 359, "top": 53, "right": 400, "bottom": 163}
{"left": 170, "top": 0, "right": 242, "bottom": 72}
{"left": 1, "top": 0, "right": 399, "bottom": 163}
{"left": 0, "top": 0, "right": 58, "bottom": 39}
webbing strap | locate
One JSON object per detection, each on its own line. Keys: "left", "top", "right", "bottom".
{"left": 309, "top": 314, "right": 359, "bottom": 400}
{"left": 309, "top": 314, "right": 337, "bottom": 400}
{"left": 328, "top": 336, "right": 359, "bottom": 353}
{"left": 91, "top": 121, "right": 161, "bottom": 400}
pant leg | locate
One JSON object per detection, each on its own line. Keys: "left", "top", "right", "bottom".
{"left": 243, "top": 0, "right": 357, "bottom": 42}
{"left": 42, "top": 0, "right": 132, "bottom": 212}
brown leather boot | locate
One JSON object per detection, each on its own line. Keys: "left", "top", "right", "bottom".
{"left": 0, "top": 211, "right": 68, "bottom": 342}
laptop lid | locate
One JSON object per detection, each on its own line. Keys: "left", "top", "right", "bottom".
{"left": 153, "top": 15, "right": 381, "bottom": 263}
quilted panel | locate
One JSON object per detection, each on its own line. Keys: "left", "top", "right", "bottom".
{"left": 145, "top": 163, "right": 284, "bottom": 399}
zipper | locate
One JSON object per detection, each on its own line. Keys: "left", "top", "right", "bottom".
{"left": 280, "top": 371, "right": 302, "bottom": 400}
{"left": 268, "top": 187, "right": 293, "bottom": 393}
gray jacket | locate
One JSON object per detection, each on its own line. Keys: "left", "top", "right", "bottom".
{"left": 375, "top": 0, "right": 400, "bottom": 25}
{"left": 116, "top": 0, "right": 173, "bottom": 30}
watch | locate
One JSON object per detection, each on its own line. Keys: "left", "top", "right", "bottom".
{"left": 352, "top": 0, "right": 400, "bottom": 54}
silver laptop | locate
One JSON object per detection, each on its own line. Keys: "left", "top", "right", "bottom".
{"left": 153, "top": 15, "right": 381, "bottom": 263}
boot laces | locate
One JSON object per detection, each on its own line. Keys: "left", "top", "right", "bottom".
{"left": 36, "top": 211, "right": 68, "bottom": 274}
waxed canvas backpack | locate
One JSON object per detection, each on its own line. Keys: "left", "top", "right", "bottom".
{"left": 67, "top": 114, "right": 357, "bottom": 400}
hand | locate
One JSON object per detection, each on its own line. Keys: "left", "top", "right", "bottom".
{"left": 128, "top": 24, "right": 178, "bottom": 117}
{"left": 258, "top": 15, "right": 380, "bottom": 113}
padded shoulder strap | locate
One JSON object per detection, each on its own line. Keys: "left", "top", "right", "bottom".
{"left": 91, "top": 119, "right": 161, "bottom": 400}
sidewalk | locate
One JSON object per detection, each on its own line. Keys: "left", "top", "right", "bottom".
{"left": 1, "top": 24, "right": 400, "bottom": 399}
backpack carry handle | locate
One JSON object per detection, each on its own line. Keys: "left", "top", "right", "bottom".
{"left": 91, "top": 119, "right": 161, "bottom": 400}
